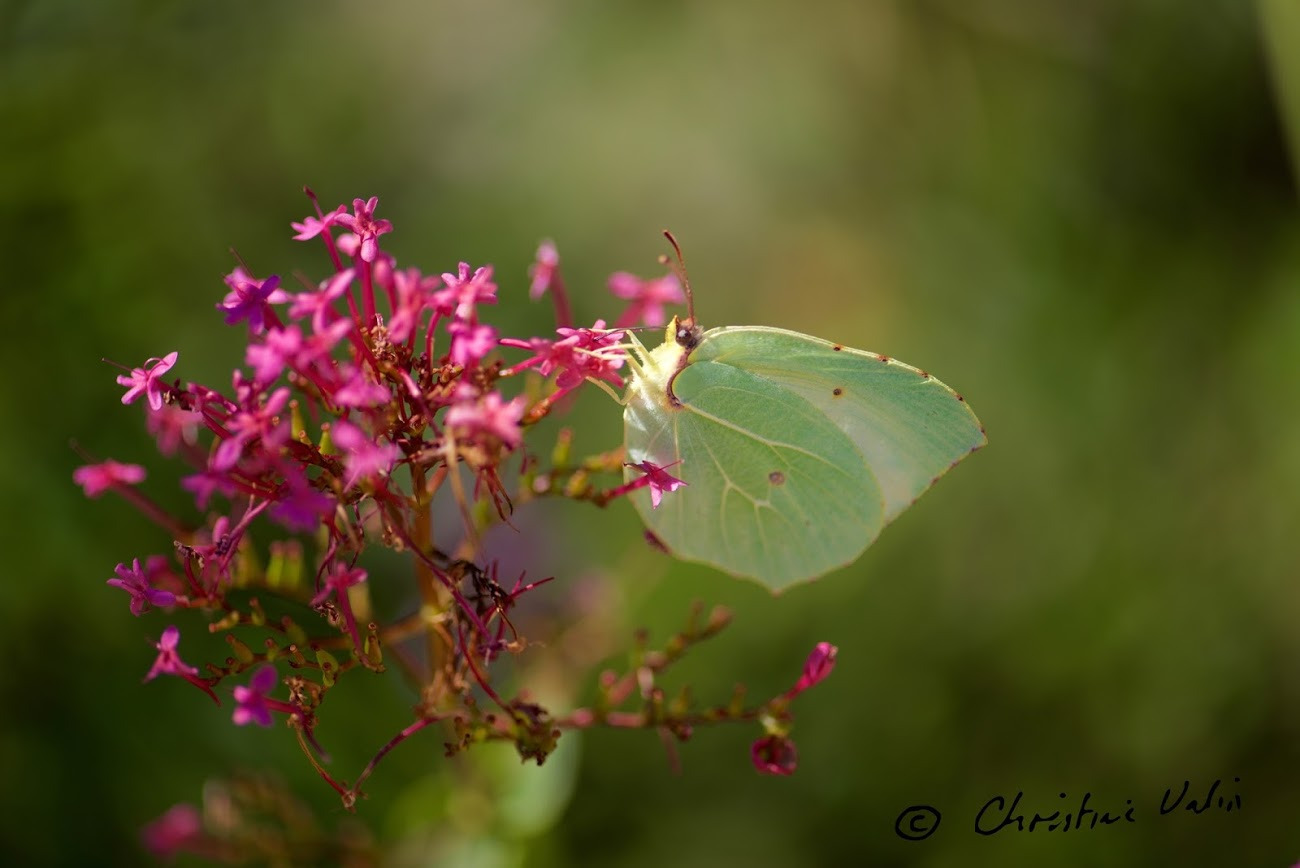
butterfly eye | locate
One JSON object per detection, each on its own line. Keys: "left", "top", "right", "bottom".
{"left": 674, "top": 319, "right": 701, "bottom": 350}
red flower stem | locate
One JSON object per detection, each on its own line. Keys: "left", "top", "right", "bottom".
{"left": 401, "top": 466, "right": 449, "bottom": 692}
{"left": 360, "top": 259, "right": 376, "bottom": 327}
{"left": 558, "top": 705, "right": 763, "bottom": 730}
{"left": 303, "top": 187, "right": 345, "bottom": 274}
{"left": 293, "top": 724, "right": 348, "bottom": 797}
{"left": 181, "top": 673, "right": 221, "bottom": 704}
{"left": 456, "top": 621, "right": 509, "bottom": 712}
{"left": 549, "top": 270, "right": 573, "bottom": 329}
{"left": 338, "top": 594, "right": 362, "bottom": 655}
{"left": 349, "top": 715, "right": 444, "bottom": 799}
{"left": 179, "top": 559, "right": 206, "bottom": 597}
{"left": 425, "top": 313, "right": 439, "bottom": 363}
{"left": 384, "top": 509, "right": 493, "bottom": 641}
{"left": 113, "top": 485, "right": 193, "bottom": 539}
{"left": 594, "top": 475, "right": 650, "bottom": 506}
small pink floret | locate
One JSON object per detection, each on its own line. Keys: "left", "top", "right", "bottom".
{"left": 74, "top": 460, "right": 146, "bottom": 497}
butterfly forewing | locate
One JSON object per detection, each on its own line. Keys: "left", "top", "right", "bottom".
{"left": 691, "top": 327, "right": 986, "bottom": 523}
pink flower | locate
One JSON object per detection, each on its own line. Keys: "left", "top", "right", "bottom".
{"left": 268, "top": 466, "right": 335, "bottom": 532}
{"left": 245, "top": 325, "right": 305, "bottom": 384}
{"left": 446, "top": 392, "right": 526, "bottom": 448}
{"left": 181, "top": 467, "right": 240, "bottom": 509}
{"left": 295, "top": 319, "right": 354, "bottom": 376}
{"left": 145, "top": 626, "right": 199, "bottom": 681}
{"left": 335, "top": 197, "right": 392, "bottom": 263}
{"left": 141, "top": 803, "right": 204, "bottom": 860}
{"left": 117, "top": 351, "right": 178, "bottom": 412}
{"left": 627, "top": 460, "right": 687, "bottom": 509}
{"left": 232, "top": 666, "right": 279, "bottom": 727}
{"left": 789, "top": 642, "right": 838, "bottom": 696}
{"left": 74, "top": 460, "right": 145, "bottom": 497}
{"left": 500, "top": 320, "right": 626, "bottom": 391}
{"left": 388, "top": 268, "right": 441, "bottom": 343}
{"left": 108, "top": 558, "right": 177, "bottom": 616}
{"left": 448, "top": 320, "right": 498, "bottom": 368}
{"left": 440, "top": 262, "right": 498, "bottom": 320}
{"left": 310, "top": 563, "right": 369, "bottom": 652}
{"left": 288, "top": 269, "right": 354, "bottom": 333}
{"left": 552, "top": 321, "right": 626, "bottom": 389}
{"left": 331, "top": 420, "right": 401, "bottom": 488}
{"left": 291, "top": 203, "right": 348, "bottom": 240}
{"left": 529, "top": 240, "right": 559, "bottom": 299}
{"left": 608, "top": 271, "right": 684, "bottom": 328}
{"left": 310, "top": 563, "right": 368, "bottom": 607}
{"left": 218, "top": 272, "right": 287, "bottom": 334}
{"left": 333, "top": 365, "right": 391, "bottom": 408}
{"left": 145, "top": 404, "right": 203, "bottom": 456}
{"left": 751, "top": 734, "right": 798, "bottom": 776}
{"left": 211, "top": 385, "right": 290, "bottom": 472}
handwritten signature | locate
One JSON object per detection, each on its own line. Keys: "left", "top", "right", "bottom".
{"left": 894, "top": 778, "right": 1242, "bottom": 841}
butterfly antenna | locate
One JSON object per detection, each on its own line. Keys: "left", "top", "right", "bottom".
{"left": 660, "top": 230, "right": 695, "bottom": 325}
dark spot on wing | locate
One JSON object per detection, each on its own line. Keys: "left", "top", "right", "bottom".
{"left": 919, "top": 370, "right": 930, "bottom": 379}
{"left": 768, "top": 471, "right": 785, "bottom": 485}
{"left": 832, "top": 344, "right": 843, "bottom": 351}
{"left": 955, "top": 393, "right": 965, "bottom": 402}
{"left": 877, "top": 354, "right": 890, "bottom": 362}
{"left": 832, "top": 387, "right": 843, "bottom": 397}
{"left": 644, "top": 530, "right": 670, "bottom": 554}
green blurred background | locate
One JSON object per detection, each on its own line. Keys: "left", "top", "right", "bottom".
{"left": 5, "top": 0, "right": 1300, "bottom": 864}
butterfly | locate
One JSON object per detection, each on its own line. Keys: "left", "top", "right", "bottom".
{"left": 621, "top": 238, "right": 985, "bottom": 592}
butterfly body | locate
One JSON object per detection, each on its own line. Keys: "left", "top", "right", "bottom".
{"left": 623, "top": 318, "right": 985, "bottom": 591}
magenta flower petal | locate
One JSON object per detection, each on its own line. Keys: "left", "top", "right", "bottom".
{"left": 291, "top": 204, "right": 347, "bottom": 240}
{"left": 790, "top": 642, "right": 838, "bottom": 695}
{"left": 448, "top": 320, "right": 499, "bottom": 368}
{"left": 107, "top": 559, "right": 177, "bottom": 616}
{"left": 268, "top": 466, "right": 334, "bottom": 532}
{"left": 333, "top": 366, "right": 391, "bottom": 408}
{"left": 751, "top": 734, "right": 798, "bottom": 776}
{"left": 73, "top": 460, "right": 146, "bottom": 498}
{"left": 309, "top": 563, "right": 368, "bottom": 607}
{"left": 529, "top": 240, "right": 560, "bottom": 299}
{"left": 145, "top": 626, "right": 200, "bottom": 681}
{"left": 608, "top": 271, "right": 684, "bottom": 328}
{"left": 331, "top": 421, "right": 400, "bottom": 488}
{"left": 334, "top": 197, "right": 392, "bottom": 263}
{"left": 288, "top": 269, "right": 354, "bottom": 333}
{"left": 628, "top": 460, "right": 688, "bottom": 509}
{"left": 232, "top": 666, "right": 279, "bottom": 727}
{"left": 141, "top": 803, "right": 203, "bottom": 860}
{"left": 218, "top": 274, "right": 285, "bottom": 333}
{"left": 446, "top": 392, "right": 526, "bottom": 449}
{"left": 440, "top": 262, "right": 498, "bottom": 319}
{"left": 117, "top": 352, "right": 179, "bottom": 411}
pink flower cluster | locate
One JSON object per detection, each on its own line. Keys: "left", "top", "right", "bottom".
{"left": 78, "top": 192, "right": 840, "bottom": 854}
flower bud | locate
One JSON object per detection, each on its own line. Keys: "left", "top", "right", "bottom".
{"left": 750, "top": 734, "right": 798, "bottom": 776}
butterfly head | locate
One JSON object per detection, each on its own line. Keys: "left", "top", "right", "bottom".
{"left": 670, "top": 315, "right": 703, "bottom": 352}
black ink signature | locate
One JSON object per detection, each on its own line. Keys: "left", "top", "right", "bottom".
{"left": 893, "top": 778, "right": 1242, "bottom": 841}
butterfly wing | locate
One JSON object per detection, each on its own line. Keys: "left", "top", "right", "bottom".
{"left": 624, "top": 344, "right": 885, "bottom": 590}
{"left": 691, "top": 326, "right": 986, "bottom": 524}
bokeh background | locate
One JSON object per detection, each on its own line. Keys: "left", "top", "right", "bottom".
{"left": 5, "top": 0, "right": 1300, "bottom": 865}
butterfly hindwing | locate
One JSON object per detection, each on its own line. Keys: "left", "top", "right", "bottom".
{"left": 625, "top": 352, "right": 884, "bottom": 589}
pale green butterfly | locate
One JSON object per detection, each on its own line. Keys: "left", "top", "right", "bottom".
{"left": 620, "top": 236, "right": 985, "bottom": 592}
